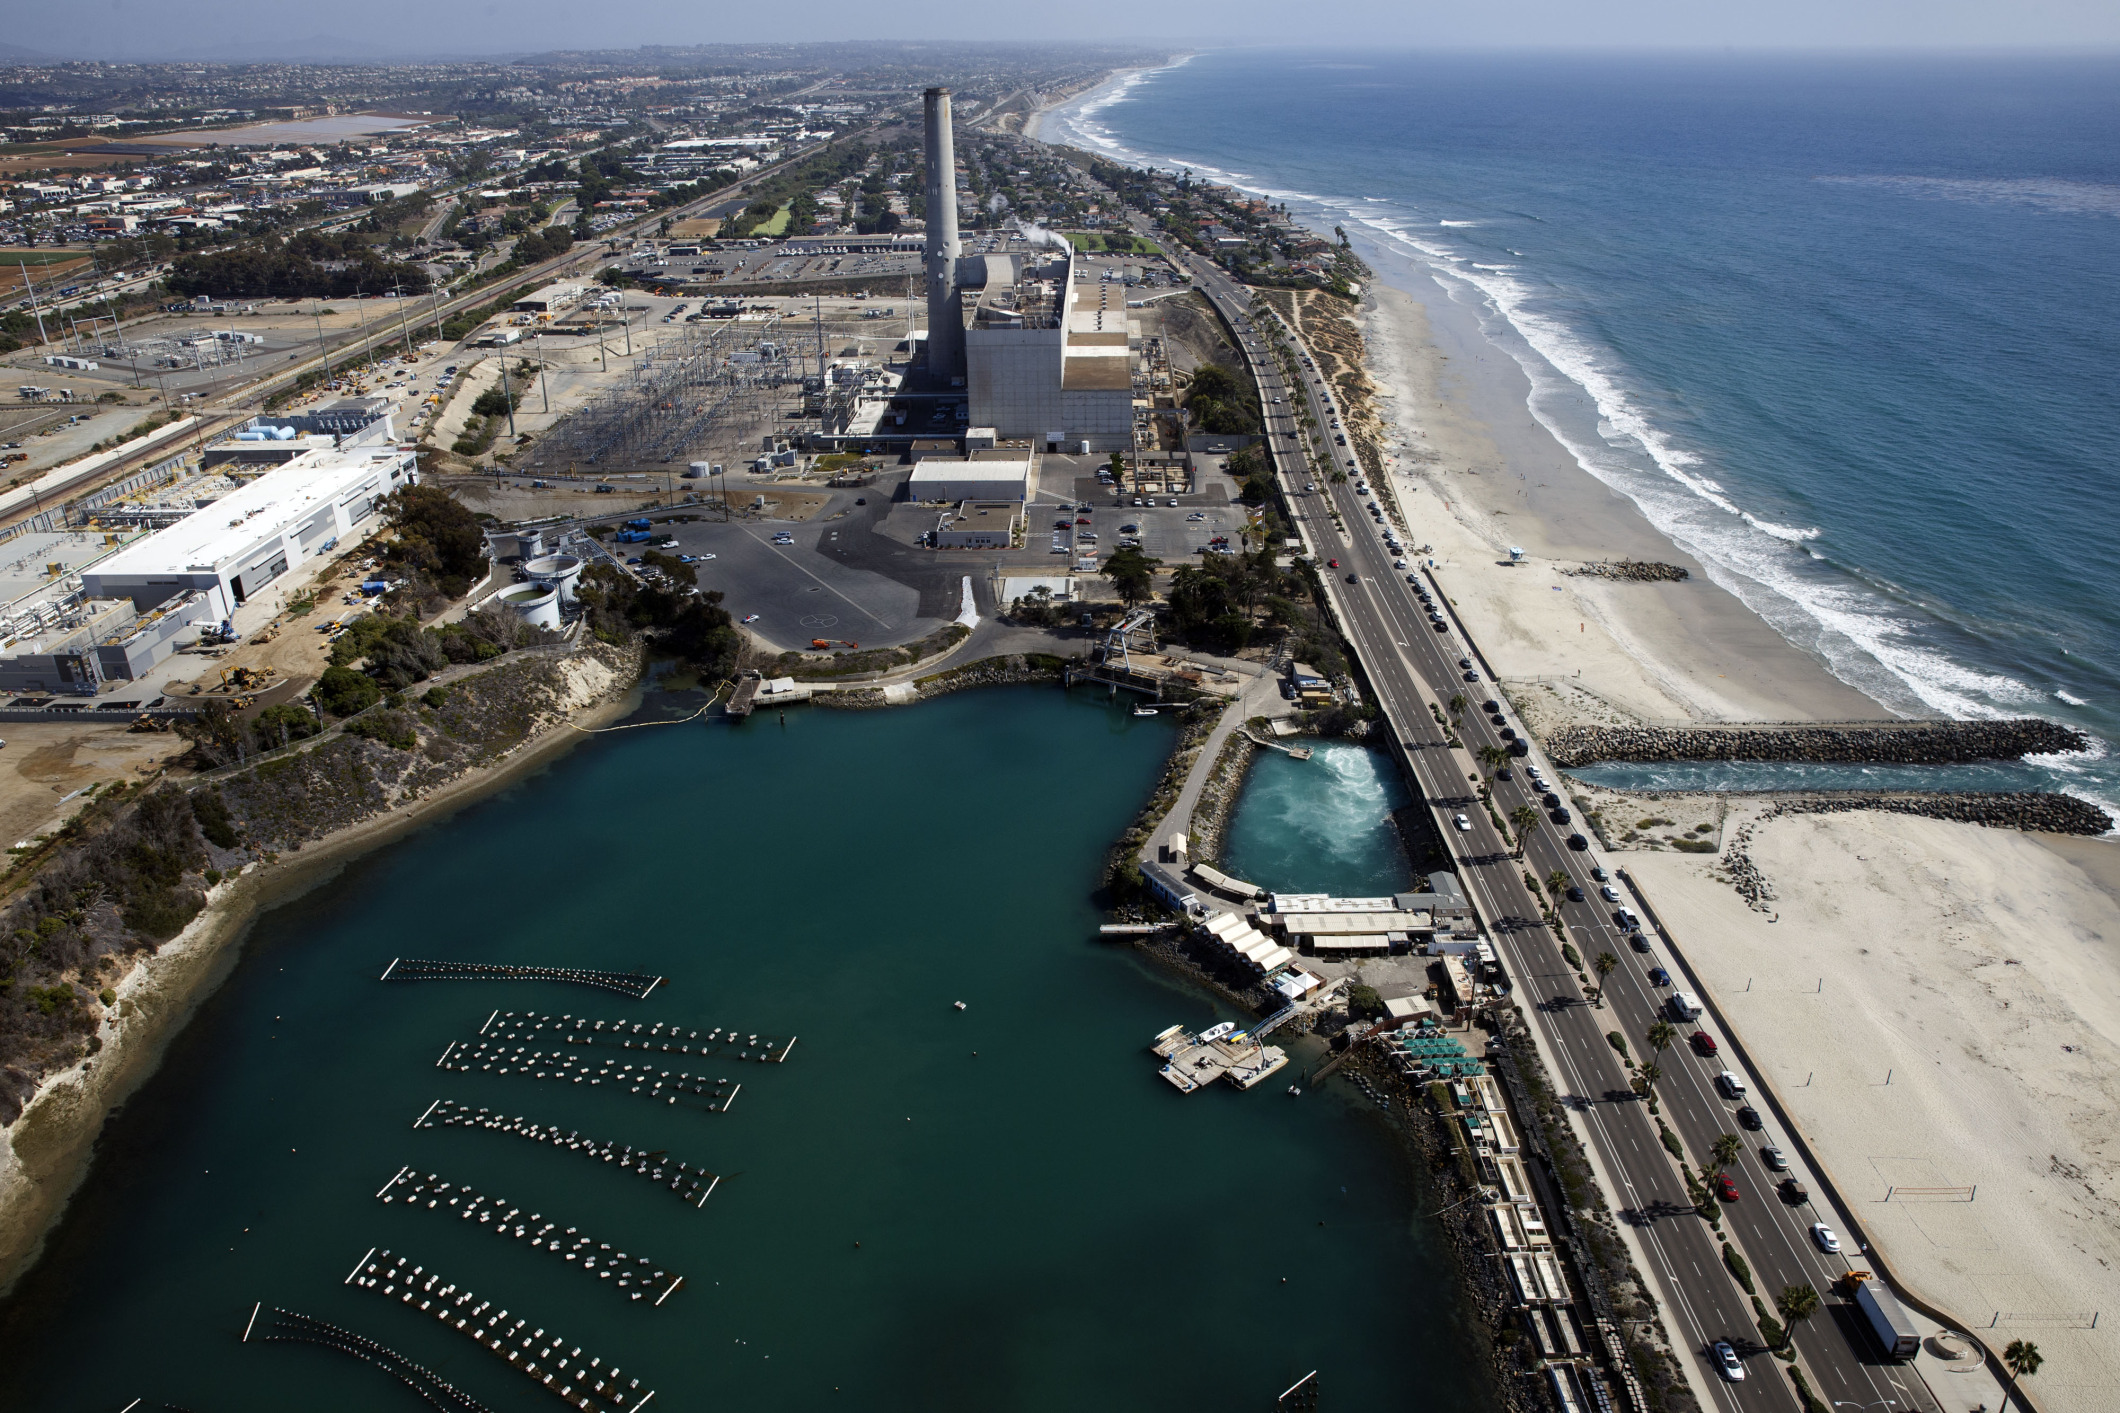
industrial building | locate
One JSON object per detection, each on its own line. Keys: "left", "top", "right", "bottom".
{"left": 0, "top": 591, "right": 211, "bottom": 694}
{"left": 83, "top": 439, "right": 416, "bottom": 620}
{"left": 932, "top": 501, "right": 1020, "bottom": 550}
{"left": 513, "top": 282, "right": 585, "bottom": 314}
{"left": 919, "top": 88, "right": 1136, "bottom": 452}
{"left": 906, "top": 453, "right": 1036, "bottom": 503}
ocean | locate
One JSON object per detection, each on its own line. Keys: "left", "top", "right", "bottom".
{"left": 1042, "top": 50, "right": 2120, "bottom": 814}
{"left": 0, "top": 687, "right": 1490, "bottom": 1411}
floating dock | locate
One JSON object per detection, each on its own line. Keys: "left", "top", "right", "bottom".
{"left": 379, "top": 1166, "right": 683, "bottom": 1305}
{"left": 477, "top": 1011, "right": 796, "bottom": 1064}
{"left": 252, "top": 1306, "right": 493, "bottom": 1413}
{"left": 438, "top": 1039, "right": 742, "bottom": 1112}
{"left": 415, "top": 1099, "right": 720, "bottom": 1208}
{"left": 1149, "top": 1021, "right": 1291, "bottom": 1093}
{"left": 381, "top": 960, "right": 665, "bottom": 1000}
{"left": 347, "top": 1249, "right": 655, "bottom": 1412}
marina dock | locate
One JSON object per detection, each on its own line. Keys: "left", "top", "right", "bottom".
{"left": 1149, "top": 1021, "right": 1291, "bottom": 1093}
{"left": 253, "top": 1306, "right": 493, "bottom": 1413}
{"left": 382, "top": 960, "right": 665, "bottom": 1000}
{"left": 437, "top": 1038, "right": 742, "bottom": 1112}
{"left": 379, "top": 1166, "right": 683, "bottom": 1304}
{"left": 1243, "top": 730, "right": 1313, "bottom": 760}
{"left": 415, "top": 1099, "right": 721, "bottom": 1208}
{"left": 347, "top": 1248, "right": 655, "bottom": 1411}
{"left": 477, "top": 1011, "right": 796, "bottom": 1064}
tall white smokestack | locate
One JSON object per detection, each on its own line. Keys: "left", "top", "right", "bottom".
{"left": 922, "top": 86, "right": 963, "bottom": 379}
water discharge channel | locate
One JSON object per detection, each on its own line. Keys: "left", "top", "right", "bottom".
{"left": 0, "top": 687, "right": 1492, "bottom": 1412}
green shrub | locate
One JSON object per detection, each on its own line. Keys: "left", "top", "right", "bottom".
{"left": 98, "top": 987, "right": 116, "bottom": 1006}
{"left": 190, "top": 789, "right": 239, "bottom": 848}
{"left": 313, "top": 666, "right": 382, "bottom": 717}
{"left": 1723, "top": 1241, "right": 1755, "bottom": 1294}
{"left": 26, "top": 984, "right": 75, "bottom": 1016}
{"left": 1561, "top": 942, "right": 1582, "bottom": 969}
{"left": 345, "top": 709, "right": 417, "bottom": 751}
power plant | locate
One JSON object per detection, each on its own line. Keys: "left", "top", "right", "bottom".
{"left": 922, "top": 87, "right": 1137, "bottom": 452}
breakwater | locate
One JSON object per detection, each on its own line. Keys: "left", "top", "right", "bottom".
{"left": 1545, "top": 719, "right": 2088, "bottom": 768}
{"left": 1560, "top": 560, "right": 1689, "bottom": 583}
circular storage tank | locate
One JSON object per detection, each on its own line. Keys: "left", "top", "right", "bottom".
{"left": 522, "top": 553, "right": 584, "bottom": 603}
{"left": 514, "top": 529, "right": 545, "bottom": 560}
{"left": 498, "top": 583, "right": 561, "bottom": 631}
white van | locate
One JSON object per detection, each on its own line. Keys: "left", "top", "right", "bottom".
{"left": 1669, "top": 991, "right": 1704, "bottom": 1021}
{"left": 1717, "top": 1070, "right": 1747, "bottom": 1100}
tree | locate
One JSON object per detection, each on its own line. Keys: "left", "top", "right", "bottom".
{"left": 1632, "top": 1061, "right": 1662, "bottom": 1101}
{"left": 1546, "top": 868, "right": 1570, "bottom": 899}
{"left": 2004, "top": 1339, "right": 2043, "bottom": 1397}
{"left": 1710, "top": 1132, "right": 1743, "bottom": 1178}
{"left": 251, "top": 702, "right": 321, "bottom": 752}
{"left": 1775, "top": 1284, "right": 1820, "bottom": 1349}
{"left": 1477, "top": 744, "right": 1508, "bottom": 776}
{"left": 1646, "top": 1021, "right": 1677, "bottom": 1058}
{"left": 313, "top": 665, "right": 382, "bottom": 717}
{"left": 381, "top": 484, "right": 488, "bottom": 598}
{"left": 1447, "top": 693, "right": 1466, "bottom": 719}
{"left": 1105, "top": 546, "right": 1160, "bottom": 607}
{"left": 1595, "top": 951, "right": 1619, "bottom": 987}
{"left": 1509, "top": 804, "right": 1538, "bottom": 858}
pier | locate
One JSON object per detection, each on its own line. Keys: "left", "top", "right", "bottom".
{"left": 381, "top": 960, "right": 665, "bottom": 1000}
{"left": 1148, "top": 1021, "right": 1291, "bottom": 1094}
{"left": 437, "top": 1038, "right": 742, "bottom": 1111}
{"left": 379, "top": 1166, "right": 684, "bottom": 1305}
{"left": 415, "top": 1100, "right": 721, "bottom": 1208}
{"left": 725, "top": 675, "right": 761, "bottom": 717}
{"left": 477, "top": 1011, "right": 797, "bottom": 1064}
{"left": 347, "top": 1249, "right": 655, "bottom": 1412}
{"left": 252, "top": 1306, "right": 494, "bottom": 1413}
{"left": 1242, "top": 729, "right": 1313, "bottom": 760}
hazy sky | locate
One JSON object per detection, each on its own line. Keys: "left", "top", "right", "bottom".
{"left": 6, "top": 0, "right": 2120, "bottom": 61}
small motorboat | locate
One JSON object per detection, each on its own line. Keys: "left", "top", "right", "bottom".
{"left": 1132, "top": 705, "right": 1158, "bottom": 717}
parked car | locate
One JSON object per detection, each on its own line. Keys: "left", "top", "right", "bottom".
{"left": 1601, "top": 884, "right": 1622, "bottom": 902}
{"left": 1690, "top": 1031, "right": 1719, "bottom": 1056}
{"left": 1647, "top": 966, "right": 1670, "bottom": 986}
{"left": 1761, "top": 1146, "right": 1789, "bottom": 1171}
{"left": 1568, "top": 833, "right": 1589, "bottom": 850}
{"left": 1781, "top": 1178, "right": 1811, "bottom": 1204}
{"left": 1737, "top": 1105, "right": 1763, "bottom": 1130}
{"left": 1812, "top": 1223, "right": 1841, "bottom": 1253}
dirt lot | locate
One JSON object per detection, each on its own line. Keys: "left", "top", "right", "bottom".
{"left": 0, "top": 723, "right": 192, "bottom": 850}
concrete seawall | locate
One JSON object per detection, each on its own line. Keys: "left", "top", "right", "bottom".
{"left": 1545, "top": 719, "right": 2088, "bottom": 768}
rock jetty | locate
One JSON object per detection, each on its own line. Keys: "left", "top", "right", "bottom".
{"left": 1546, "top": 719, "right": 2088, "bottom": 767}
{"left": 1563, "top": 560, "right": 1690, "bottom": 583}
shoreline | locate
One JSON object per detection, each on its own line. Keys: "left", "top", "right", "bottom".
{"left": 0, "top": 654, "right": 644, "bottom": 1298}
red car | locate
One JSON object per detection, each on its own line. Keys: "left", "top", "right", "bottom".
{"left": 1689, "top": 1031, "right": 1718, "bottom": 1056}
{"left": 1715, "top": 1174, "right": 1741, "bottom": 1203}
{"left": 1327, "top": 559, "right": 1339, "bottom": 568}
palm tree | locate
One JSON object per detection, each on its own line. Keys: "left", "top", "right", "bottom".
{"left": 1775, "top": 1284, "right": 1820, "bottom": 1349}
{"left": 2004, "top": 1339, "right": 2043, "bottom": 1401}
{"left": 1595, "top": 951, "right": 1618, "bottom": 986}
{"left": 1448, "top": 693, "right": 1466, "bottom": 721}
{"left": 1545, "top": 868, "right": 1571, "bottom": 901}
{"left": 1646, "top": 1021, "right": 1677, "bottom": 1058}
{"left": 1710, "top": 1132, "right": 1743, "bottom": 1178}
{"left": 1633, "top": 1060, "right": 1662, "bottom": 1100}
{"left": 1509, "top": 805, "right": 1538, "bottom": 858}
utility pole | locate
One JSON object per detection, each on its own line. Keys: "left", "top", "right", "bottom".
{"left": 501, "top": 358, "right": 517, "bottom": 438}
{"left": 390, "top": 281, "right": 415, "bottom": 358}
{"left": 535, "top": 331, "right": 550, "bottom": 413}
{"left": 17, "top": 262, "right": 49, "bottom": 348}
{"left": 313, "top": 305, "right": 335, "bottom": 385}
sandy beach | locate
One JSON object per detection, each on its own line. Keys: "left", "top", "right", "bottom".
{"left": 0, "top": 653, "right": 640, "bottom": 1296}
{"left": 1362, "top": 280, "right": 1885, "bottom": 727}
{"left": 1627, "top": 813, "right": 2120, "bottom": 1412}
{"left": 1342, "top": 257, "right": 2120, "bottom": 1408}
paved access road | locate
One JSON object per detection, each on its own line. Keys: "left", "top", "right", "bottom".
{"left": 1159, "top": 246, "right": 1940, "bottom": 1413}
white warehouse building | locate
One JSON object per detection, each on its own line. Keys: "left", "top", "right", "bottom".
{"left": 83, "top": 443, "right": 416, "bottom": 620}
{"left": 906, "top": 453, "right": 1037, "bottom": 504}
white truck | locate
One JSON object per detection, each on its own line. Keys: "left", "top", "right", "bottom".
{"left": 1669, "top": 991, "right": 1704, "bottom": 1021}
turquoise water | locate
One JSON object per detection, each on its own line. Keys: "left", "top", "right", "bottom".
{"left": 1223, "top": 741, "right": 1416, "bottom": 897}
{"left": 0, "top": 688, "right": 1492, "bottom": 1411}
{"left": 1046, "top": 51, "right": 2120, "bottom": 815}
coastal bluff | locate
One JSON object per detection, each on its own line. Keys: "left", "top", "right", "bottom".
{"left": 1545, "top": 718, "right": 2088, "bottom": 768}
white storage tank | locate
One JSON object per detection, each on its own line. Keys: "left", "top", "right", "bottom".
{"left": 498, "top": 583, "right": 561, "bottom": 630}
{"left": 514, "top": 529, "right": 545, "bottom": 560}
{"left": 522, "top": 553, "right": 583, "bottom": 603}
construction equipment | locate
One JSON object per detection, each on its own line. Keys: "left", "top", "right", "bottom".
{"left": 219, "top": 665, "right": 275, "bottom": 692}
{"left": 129, "top": 714, "right": 171, "bottom": 733}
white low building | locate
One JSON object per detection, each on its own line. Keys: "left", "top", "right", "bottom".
{"left": 907, "top": 453, "right": 1037, "bottom": 504}
{"left": 82, "top": 442, "right": 416, "bottom": 620}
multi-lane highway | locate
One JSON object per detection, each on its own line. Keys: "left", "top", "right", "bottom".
{"left": 1159, "top": 245, "right": 1947, "bottom": 1413}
